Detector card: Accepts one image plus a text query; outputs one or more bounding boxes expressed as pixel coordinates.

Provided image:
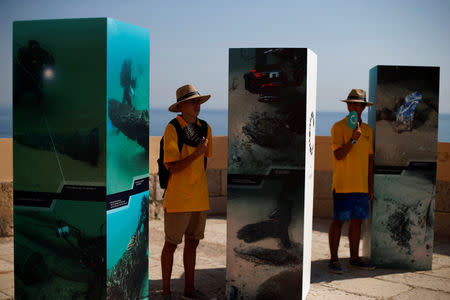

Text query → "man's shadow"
[149,267,226,300]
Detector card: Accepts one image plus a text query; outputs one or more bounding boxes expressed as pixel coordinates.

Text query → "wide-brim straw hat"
[340,89,373,106]
[169,84,211,112]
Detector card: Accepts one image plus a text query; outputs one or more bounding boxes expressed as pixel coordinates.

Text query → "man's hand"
[167,137,208,173]
[369,190,374,201]
[194,137,208,156]
[352,122,362,141]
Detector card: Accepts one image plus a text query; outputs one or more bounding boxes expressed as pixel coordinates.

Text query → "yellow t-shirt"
[331,117,373,193]
[163,115,212,212]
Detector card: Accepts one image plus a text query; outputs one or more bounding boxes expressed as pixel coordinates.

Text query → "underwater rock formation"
[234,243,302,266]
[13,213,106,300]
[242,112,295,149]
[387,205,412,250]
[107,195,149,300]
[108,99,149,151]
[15,128,100,166]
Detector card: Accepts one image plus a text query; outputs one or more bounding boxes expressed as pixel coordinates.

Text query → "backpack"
[157,118,208,189]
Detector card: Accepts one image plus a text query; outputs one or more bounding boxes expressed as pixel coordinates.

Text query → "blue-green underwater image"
[368,66,439,270]
[227,48,309,300]
[13,18,108,300]
[107,191,149,299]
[13,18,150,299]
[106,19,149,195]
[105,19,149,300]
[14,201,106,300]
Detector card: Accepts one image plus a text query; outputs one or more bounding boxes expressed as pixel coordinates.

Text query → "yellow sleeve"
[163,124,180,164]
[206,124,213,158]
[331,123,344,151]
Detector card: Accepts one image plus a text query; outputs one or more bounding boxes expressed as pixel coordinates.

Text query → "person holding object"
[161,84,213,300]
[328,88,375,274]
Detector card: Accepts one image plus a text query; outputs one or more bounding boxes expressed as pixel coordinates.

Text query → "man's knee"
[185,238,200,249]
[350,218,363,226]
[163,241,178,254]
[331,219,345,228]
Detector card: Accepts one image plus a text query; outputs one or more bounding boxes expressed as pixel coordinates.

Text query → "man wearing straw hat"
[161,84,213,300]
[328,89,375,274]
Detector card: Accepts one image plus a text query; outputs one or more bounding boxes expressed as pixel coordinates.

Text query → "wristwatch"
[350,138,357,144]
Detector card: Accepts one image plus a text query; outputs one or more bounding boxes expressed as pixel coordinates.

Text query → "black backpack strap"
[169,118,184,153]
[169,117,209,170]
[198,119,208,138]
[198,118,209,170]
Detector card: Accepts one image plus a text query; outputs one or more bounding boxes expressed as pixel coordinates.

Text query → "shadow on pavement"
[310,257,420,284]
[149,267,226,300]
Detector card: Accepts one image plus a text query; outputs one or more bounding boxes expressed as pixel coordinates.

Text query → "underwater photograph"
[107,191,149,300]
[106,19,149,196]
[13,18,150,299]
[13,19,108,300]
[369,66,439,270]
[227,48,309,300]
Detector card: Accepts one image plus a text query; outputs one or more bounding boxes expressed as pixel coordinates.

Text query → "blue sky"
[0,0,449,112]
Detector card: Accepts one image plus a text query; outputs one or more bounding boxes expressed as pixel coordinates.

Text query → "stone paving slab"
[307,284,376,300]
[326,277,411,298]
[375,272,450,293]
[418,266,450,279]
[0,262,11,274]
[390,287,450,300]
[0,290,12,300]
[432,253,450,269]
[0,273,13,295]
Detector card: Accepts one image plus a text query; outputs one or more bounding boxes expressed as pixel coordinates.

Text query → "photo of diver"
[13,39,55,106]
[13,18,110,300]
[14,200,106,300]
[106,19,149,196]
[105,18,150,300]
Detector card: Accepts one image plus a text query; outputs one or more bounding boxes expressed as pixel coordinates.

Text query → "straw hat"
[340,89,373,106]
[169,84,211,112]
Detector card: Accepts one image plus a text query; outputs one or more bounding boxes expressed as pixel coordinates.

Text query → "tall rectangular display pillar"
[365,65,439,270]
[13,18,150,299]
[227,48,317,300]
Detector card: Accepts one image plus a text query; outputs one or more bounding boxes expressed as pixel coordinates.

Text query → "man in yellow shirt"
[328,89,375,274]
[161,84,213,300]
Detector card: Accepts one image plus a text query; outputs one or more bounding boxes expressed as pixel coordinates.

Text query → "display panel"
[13,18,107,300]
[106,18,149,195]
[227,48,316,300]
[13,18,150,299]
[368,65,439,270]
[105,19,149,299]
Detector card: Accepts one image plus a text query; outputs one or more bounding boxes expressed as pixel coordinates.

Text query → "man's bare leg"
[329,219,344,262]
[161,241,177,296]
[183,238,200,296]
[349,218,362,260]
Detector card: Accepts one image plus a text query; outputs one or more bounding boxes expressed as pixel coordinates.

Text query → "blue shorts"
[333,192,369,221]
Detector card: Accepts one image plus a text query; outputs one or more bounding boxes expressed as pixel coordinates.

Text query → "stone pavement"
[1,218,449,299]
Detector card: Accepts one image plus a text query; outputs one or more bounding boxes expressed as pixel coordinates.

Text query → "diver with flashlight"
[14,40,55,106]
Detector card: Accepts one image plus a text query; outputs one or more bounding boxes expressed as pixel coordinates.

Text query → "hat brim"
[169,94,211,112]
[340,99,373,106]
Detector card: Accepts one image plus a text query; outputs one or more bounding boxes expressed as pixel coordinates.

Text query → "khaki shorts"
[164,210,207,245]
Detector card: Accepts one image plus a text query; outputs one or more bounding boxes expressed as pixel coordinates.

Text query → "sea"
[2,106,450,142]
[149,108,450,142]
